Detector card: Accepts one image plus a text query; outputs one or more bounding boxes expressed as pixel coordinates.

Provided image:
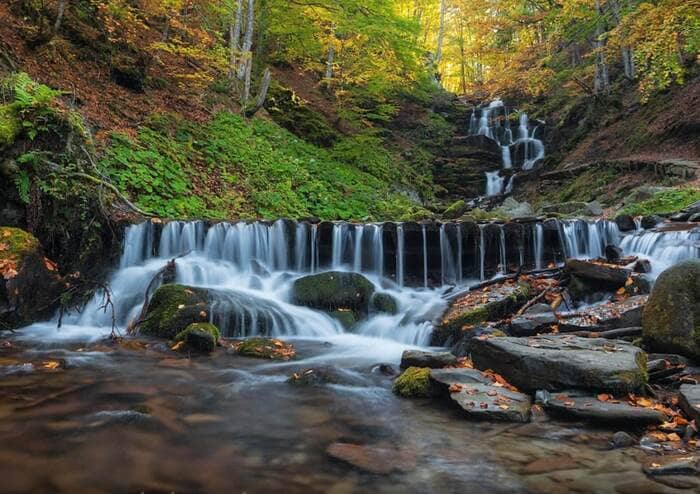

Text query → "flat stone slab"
[538,391,665,425]
[509,312,558,336]
[447,383,532,422]
[559,295,647,332]
[326,442,416,474]
[400,350,457,369]
[471,335,647,394]
[429,368,493,388]
[679,384,700,422]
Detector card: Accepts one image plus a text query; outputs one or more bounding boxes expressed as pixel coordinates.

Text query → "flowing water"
[3,219,700,492]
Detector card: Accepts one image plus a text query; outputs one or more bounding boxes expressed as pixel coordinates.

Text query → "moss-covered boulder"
[140,284,209,339]
[370,292,399,315]
[174,322,220,353]
[235,337,296,360]
[642,260,700,360]
[328,309,357,329]
[393,367,434,398]
[432,281,531,346]
[0,227,62,329]
[442,200,466,219]
[291,271,375,319]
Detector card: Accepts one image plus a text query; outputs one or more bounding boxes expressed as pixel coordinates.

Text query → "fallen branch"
[514,289,551,317]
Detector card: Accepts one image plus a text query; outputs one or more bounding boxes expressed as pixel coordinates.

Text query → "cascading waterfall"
[469,99,546,195]
[620,226,700,275]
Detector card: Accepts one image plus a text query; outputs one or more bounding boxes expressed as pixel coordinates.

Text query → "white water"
[485,171,505,196]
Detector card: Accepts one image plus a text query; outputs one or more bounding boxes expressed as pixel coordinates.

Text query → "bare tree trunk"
[593,0,610,94]
[229,0,243,79]
[610,0,635,79]
[53,0,67,33]
[254,67,271,112]
[458,15,467,95]
[242,58,252,106]
[238,0,255,80]
[435,0,447,64]
[324,45,334,80]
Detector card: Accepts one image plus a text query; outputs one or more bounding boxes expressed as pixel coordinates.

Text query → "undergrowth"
[621,188,700,216]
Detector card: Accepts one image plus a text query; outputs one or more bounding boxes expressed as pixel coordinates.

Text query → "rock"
[643,456,700,477]
[509,312,558,336]
[611,431,636,448]
[641,215,664,229]
[539,390,664,425]
[328,309,357,329]
[173,322,220,353]
[565,259,631,286]
[585,201,604,216]
[634,259,652,273]
[0,227,62,329]
[447,383,532,422]
[558,295,647,332]
[443,200,467,219]
[670,212,690,222]
[525,303,554,315]
[370,292,398,315]
[499,197,534,218]
[450,327,505,357]
[140,284,209,339]
[683,200,700,215]
[605,245,623,262]
[235,337,295,360]
[433,281,531,345]
[615,215,637,232]
[326,442,416,475]
[678,384,700,423]
[400,350,457,369]
[541,201,588,215]
[429,368,492,389]
[291,271,375,319]
[642,260,700,360]
[287,366,364,386]
[470,335,648,393]
[690,213,700,222]
[393,367,434,398]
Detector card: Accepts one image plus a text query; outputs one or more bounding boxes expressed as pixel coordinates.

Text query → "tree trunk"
[435,0,447,65]
[324,45,334,80]
[242,58,253,107]
[253,67,271,113]
[593,0,610,95]
[230,0,243,79]
[237,0,255,80]
[53,0,67,34]
[458,16,467,95]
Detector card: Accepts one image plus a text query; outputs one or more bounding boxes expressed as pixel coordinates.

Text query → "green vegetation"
[393,367,433,398]
[235,337,296,360]
[140,284,209,339]
[175,322,221,353]
[621,188,700,216]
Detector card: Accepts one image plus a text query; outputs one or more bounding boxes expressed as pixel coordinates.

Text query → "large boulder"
[679,384,700,422]
[291,271,375,320]
[642,260,700,360]
[0,227,62,329]
[565,259,631,286]
[538,390,665,425]
[470,335,648,394]
[140,284,209,339]
[400,350,457,369]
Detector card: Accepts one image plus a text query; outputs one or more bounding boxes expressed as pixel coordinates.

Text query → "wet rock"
[559,295,647,332]
[642,260,700,360]
[633,259,652,274]
[499,197,534,219]
[447,383,532,422]
[173,322,220,353]
[325,442,416,475]
[140,284,209,339]
[328,309,357,329]
[393,367,434,398]
[234,337,295,360]
[433,280,531,345]
[525,303,554,315]
[586,201,604,216]
[371,363,397,376]
[429,367,492,390]
[679,384,700,423]
[565,259,631,286]
[450,327,505,357]
[643,456,700,476]
[291,271,375,319]
[641,215,664,229]
[249,259,270,277]
[605,245,623,262]
[509,312,558,336]
[539,390,665,425]
[615,215,637,232]
[370,292,398,315]
[520,455,580,474]
[610,431,636,448]
[442,199,467,219]
[0,227,63,329]
[287,366,364,386]
[400,350,457,369]
[471,335,647,393]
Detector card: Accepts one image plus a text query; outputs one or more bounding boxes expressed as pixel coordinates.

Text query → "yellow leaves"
[0,259,18,280]
[42,360,61,370]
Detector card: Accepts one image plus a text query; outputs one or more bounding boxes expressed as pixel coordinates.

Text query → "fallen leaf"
[597,393,611,402]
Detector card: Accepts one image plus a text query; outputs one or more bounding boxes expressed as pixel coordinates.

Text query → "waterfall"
[396,224,405,287]
[422,224,429,288]
[620,226,700,276]
[371,224,384,277]
[353,224,364,272]
[486,171,504,196]
[478,224,486,281]
[533,223,544,270]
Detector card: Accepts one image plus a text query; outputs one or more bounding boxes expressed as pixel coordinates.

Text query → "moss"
[0,104,20,147]
[329,309,357,329]
[443,200,466,219]
[236,337,295,360]
[393,367,433,398]
[140,284,209,339]
[621,187,700,216]
[370,292,399,315]
[0,227,40,264]
[174,322,220,353]
[291,271,375,317]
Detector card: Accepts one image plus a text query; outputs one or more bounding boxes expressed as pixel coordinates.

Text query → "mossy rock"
[370,292,399,315]
[174,322,220,353]
[432,282,531,346]
[393,367,434,398]
[235,337,295,360]
[442,200,466,219]
[642,260,700,360]
[291,271,375,318]
[0,227,61,330]
[329,309,357,329]
[140,284,209,339]
[0,104,19,147]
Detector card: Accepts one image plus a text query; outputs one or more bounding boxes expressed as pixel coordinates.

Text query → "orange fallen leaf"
[597,393,611,402]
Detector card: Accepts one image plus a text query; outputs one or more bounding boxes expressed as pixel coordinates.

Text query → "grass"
[621,188,700,216]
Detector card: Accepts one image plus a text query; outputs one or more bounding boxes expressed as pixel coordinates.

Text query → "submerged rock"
[393,367,434,398]
[234,337,295,360]
[610,431,636,448]
[174,322,220,353]
[326,442,416,475]
[400,350,456,369]
[0,227,62,329]
[291,271,375,319]
[287,366,364,386]
[140,284,209,339]
[470,335,647,394]
[433,280,531,345]
[538,390,665,425]
[642,260,700,360]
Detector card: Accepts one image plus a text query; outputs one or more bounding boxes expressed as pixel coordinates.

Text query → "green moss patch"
[621,188,700,216]
[393,367,433,398]
[0,227,40,265]
[174,322,220,353]
[0,104,20,147]
[235,337,296,360]
[140,284,209,339]
[291,271,375,317]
